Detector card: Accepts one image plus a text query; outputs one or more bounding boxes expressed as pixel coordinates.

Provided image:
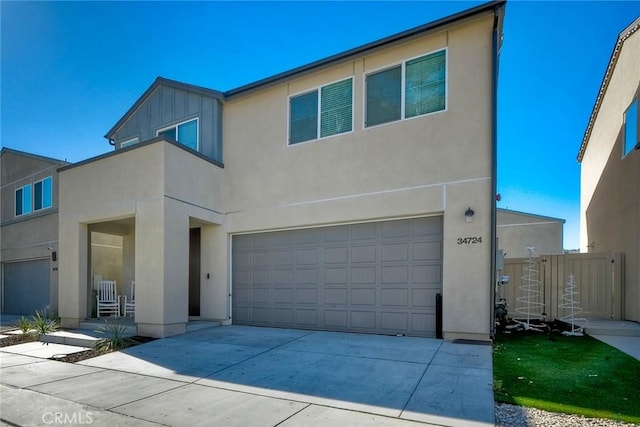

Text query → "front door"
[189,228,201,316]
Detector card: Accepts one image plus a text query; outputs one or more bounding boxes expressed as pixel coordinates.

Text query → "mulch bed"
[0,332,156,363]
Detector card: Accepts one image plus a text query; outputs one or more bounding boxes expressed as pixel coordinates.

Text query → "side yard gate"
[500,252,624,321]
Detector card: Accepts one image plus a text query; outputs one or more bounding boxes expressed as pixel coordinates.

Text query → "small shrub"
[14,316,33,335]
[93,321,135,352]
[28,309,60,339]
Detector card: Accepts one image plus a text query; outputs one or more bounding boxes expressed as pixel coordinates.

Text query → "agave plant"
[93,321,135,352]
[28,309,60,339]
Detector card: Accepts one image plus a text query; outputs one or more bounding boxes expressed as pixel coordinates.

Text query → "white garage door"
[3,259,51,315]
[232,217,443,337]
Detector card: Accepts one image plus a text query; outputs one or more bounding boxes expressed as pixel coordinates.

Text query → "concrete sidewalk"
[1,326,495,427]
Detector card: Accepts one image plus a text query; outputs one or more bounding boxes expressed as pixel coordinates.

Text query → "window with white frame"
[34,176,53,211]
[157,118,198,151]
[289,78,353,145]
[624,98,638,157]
[366,49,446,127]
[120,137,139,148]
[15,184,32,216]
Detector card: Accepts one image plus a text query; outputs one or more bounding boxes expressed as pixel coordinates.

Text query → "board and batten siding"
[113,85,223,163]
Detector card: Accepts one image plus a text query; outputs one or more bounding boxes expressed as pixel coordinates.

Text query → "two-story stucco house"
[1,148,69,314]
[578,17,640,323]
[58,1,506,340]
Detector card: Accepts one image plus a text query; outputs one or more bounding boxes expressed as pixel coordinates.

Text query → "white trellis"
[559,273,588,336]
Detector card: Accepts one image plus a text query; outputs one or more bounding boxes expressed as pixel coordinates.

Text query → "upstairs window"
[624,98,638,157]
[157,118,198,151]
[366,49,446,127]
[120,137,139,148]
[15,184,32,216]
[34,177,53,211]
[289,78,353,145]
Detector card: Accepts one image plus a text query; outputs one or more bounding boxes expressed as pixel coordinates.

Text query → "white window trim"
[120,137,139,148]
[363,47,448,131]
[33,176,53,212]
[287,77,354,147]
[156,117,200,151]
[14,183,31,217]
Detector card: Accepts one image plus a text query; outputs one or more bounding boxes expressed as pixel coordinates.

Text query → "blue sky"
[2,1,639,250]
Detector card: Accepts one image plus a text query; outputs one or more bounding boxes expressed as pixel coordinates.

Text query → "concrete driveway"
[0,325,494,426]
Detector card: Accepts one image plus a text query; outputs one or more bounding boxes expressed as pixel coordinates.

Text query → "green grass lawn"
[493,330,640,424]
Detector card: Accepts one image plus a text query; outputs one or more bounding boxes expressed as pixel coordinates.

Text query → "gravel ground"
[496,403,639,427]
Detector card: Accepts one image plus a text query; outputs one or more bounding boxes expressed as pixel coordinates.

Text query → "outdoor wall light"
[464,207,475,223]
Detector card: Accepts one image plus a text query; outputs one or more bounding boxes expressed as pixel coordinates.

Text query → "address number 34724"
[457,237,482,245]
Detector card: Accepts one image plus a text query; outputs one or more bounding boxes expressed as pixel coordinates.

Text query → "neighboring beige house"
[0,148,68,314]
[578,17,639,322]
[58,1,506,340]
[496,208,565,259]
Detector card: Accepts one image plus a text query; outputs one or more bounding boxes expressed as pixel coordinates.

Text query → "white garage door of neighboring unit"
[3,259,50,315]
[232,216,443,337]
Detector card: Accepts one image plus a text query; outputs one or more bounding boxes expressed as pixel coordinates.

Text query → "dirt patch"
[0,333,35,347]
[0,332,156,363]
[54,336,156,363]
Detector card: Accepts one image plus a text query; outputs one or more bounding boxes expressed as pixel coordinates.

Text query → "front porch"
[57,139,230,338]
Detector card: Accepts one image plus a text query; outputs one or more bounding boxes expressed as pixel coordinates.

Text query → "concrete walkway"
[0,325,495,427]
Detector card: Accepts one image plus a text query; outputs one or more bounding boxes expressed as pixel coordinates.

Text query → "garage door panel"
[412,312,436,333]
[297,309,318,325]
[411,288,439,308]
[351,245,376,263]
[382,243,409,262]
[273,250,294,266]
[273,308,295,324]
[325,310,348,327]
[252,288,270,304]
[351,267,376,284]
[296,288,318,304]
[351,288,376,305]
[295,269,318,284]
[232,217,442,337]
[274,288,294,303]
[325,247,348,264]
[325,288,348,304]
[325,226,349,242]
[350,311,376,329]
[325,268,348,284]
[274,270,294,284]
[381,312,409,331]
[412,265,441,283]
[381,288,409,306]
[351,223,377,240]
[382,220,410,238]
[413,241,442,261]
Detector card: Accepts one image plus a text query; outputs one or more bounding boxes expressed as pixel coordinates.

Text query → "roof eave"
[577,16,640,163]
[225,0,506,98]
[104,77,224,140]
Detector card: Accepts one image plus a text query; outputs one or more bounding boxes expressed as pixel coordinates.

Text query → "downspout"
[489,4,503,338]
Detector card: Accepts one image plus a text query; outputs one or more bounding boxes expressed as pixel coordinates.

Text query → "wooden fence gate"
[500,252,624,321]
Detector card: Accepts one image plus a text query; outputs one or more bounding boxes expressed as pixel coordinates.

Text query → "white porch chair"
[123,281,135,317]
[96,280,120,318]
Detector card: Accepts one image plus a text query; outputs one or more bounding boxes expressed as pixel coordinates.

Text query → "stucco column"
[58,216,88,328]
[442,179,492,341]
[135,196,189,337]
